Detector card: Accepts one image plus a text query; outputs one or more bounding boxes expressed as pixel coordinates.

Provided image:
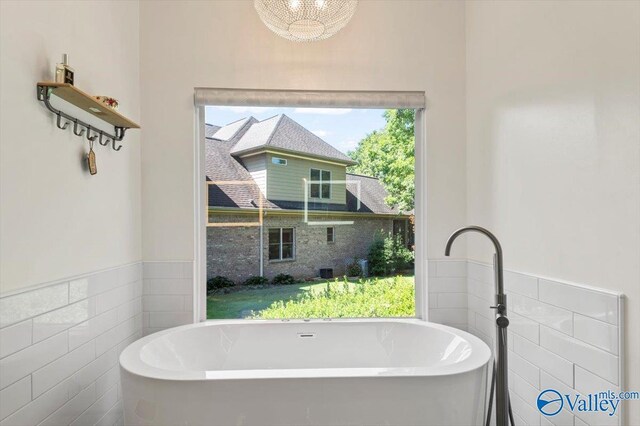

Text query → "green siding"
[265,153,347,204]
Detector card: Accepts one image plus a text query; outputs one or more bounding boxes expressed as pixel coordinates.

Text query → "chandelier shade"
[254,0,358,42]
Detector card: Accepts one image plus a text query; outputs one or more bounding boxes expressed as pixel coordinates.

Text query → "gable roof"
[230,114,356,165]
[205,115,406,216]
[205,124,221,139]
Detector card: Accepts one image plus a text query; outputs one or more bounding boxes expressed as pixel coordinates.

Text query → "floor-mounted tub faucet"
[445,226,514,426]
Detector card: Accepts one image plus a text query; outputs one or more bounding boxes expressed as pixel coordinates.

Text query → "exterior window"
[327,227,335,243]
[272,157,287,166]
[269,228,295,261]
[310,168,331,199]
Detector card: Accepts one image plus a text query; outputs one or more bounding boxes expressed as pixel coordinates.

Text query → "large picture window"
[269,228,295,261]
[310,168,331,199]
[200,98,423,321]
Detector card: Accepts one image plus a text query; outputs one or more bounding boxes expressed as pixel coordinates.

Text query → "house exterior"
[206,114,412,283]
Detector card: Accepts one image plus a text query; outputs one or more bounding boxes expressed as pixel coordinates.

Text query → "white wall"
[464,2,640,424]
[0,1,142,293]
[139,0,467,262]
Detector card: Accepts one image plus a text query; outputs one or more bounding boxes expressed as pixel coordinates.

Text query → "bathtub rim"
[120,318,491,381]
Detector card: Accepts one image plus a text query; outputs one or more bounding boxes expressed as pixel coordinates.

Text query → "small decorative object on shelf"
[55,54,74,85]
[94,96,119,110]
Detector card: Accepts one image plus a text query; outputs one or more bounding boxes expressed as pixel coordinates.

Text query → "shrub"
[271,273,296,285]
[253,276,415,319]
[345,259,363,277]
[243,275,269,286]
[384,234,414,273]
[207,276,234,294]
[368,236,387,276]
[368,233,415,275]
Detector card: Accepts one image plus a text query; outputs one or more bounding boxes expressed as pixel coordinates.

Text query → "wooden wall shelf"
[36,82,140,151]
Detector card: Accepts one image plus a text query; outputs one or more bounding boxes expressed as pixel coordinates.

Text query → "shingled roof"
[205,116,403,216]
[230,114,356,165]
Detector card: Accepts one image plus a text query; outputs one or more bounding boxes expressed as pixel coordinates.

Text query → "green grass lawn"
[207,276,415,319]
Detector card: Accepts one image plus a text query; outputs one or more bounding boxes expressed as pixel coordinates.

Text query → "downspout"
[260,219,264,277]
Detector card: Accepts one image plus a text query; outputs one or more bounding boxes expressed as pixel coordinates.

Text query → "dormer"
[230,115,356,205]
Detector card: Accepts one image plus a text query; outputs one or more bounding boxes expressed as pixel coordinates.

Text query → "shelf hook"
[86,126,98,142]
[56,113,69,130]
[73,120,85,137]
[98,132,109,147]
[112,139,123,152]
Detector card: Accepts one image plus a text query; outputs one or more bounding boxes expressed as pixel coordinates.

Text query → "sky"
[205,106,387,154]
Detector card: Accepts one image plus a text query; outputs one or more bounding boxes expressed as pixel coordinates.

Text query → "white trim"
[272,157,287,166]
[238,149,355,167]
[307,221,354,226]
[414,108,428,320]
[327,226,335,243]
[309,168,332,199]
[268,227,296,261]
[195,106,207,322]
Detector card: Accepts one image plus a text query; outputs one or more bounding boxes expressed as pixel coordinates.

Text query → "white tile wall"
[142,261,194,336]
[458,260,625,426]
[1,258,624,426]
[0,263,142,426]
[427,260,468,329]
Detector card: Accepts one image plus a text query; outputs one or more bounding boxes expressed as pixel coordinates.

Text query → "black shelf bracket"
[37,84,126,151]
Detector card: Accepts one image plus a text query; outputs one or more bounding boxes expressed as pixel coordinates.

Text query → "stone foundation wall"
[207,212,394,283]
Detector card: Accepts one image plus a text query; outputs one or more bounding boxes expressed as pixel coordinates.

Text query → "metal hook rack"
[37,83,136,151]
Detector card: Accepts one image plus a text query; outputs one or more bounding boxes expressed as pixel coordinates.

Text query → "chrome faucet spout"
[444,225,504,296]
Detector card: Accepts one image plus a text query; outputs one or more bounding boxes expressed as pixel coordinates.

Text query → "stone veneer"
[207,212,395,283]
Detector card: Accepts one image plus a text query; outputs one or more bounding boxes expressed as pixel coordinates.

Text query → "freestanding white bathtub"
[120,319,491,426]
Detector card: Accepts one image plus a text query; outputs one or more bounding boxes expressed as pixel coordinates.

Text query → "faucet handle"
[496,316,509,328]
[489,304,507,314]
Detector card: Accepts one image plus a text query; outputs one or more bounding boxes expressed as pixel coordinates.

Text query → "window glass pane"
[282,228,293,243]
[268,228,281,244]
[269,244,280,260]
[281,243,294,260]
[206,107,416,321]
[321,183,330,199]
[310,183,320,198]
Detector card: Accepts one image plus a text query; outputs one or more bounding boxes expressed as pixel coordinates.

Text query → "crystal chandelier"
[254,0,359,42]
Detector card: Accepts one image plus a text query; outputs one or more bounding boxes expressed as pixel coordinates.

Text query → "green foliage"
[384,234,414,272]
[271,273,296,285]
[243,276,269,286]
[367,236,387,276]
[368,233,415,276]
[207,276,234,294]
[252,276,415,319]
[348,109,415,212]
[345,259,363,277]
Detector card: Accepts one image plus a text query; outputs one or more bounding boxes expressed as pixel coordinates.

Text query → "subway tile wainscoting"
[0,264,143,426]
[142,261,194,336]
[462,260,625,426]
[0,259,624,426]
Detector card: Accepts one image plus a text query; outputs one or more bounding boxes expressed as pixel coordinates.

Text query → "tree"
[348,109,415,212]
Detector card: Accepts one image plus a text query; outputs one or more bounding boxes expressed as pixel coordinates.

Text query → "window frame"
[309,168,332,200]
[326,226,335,243]
[194,89,427,323]
[268,227,296,262]
[272,157,287,166]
